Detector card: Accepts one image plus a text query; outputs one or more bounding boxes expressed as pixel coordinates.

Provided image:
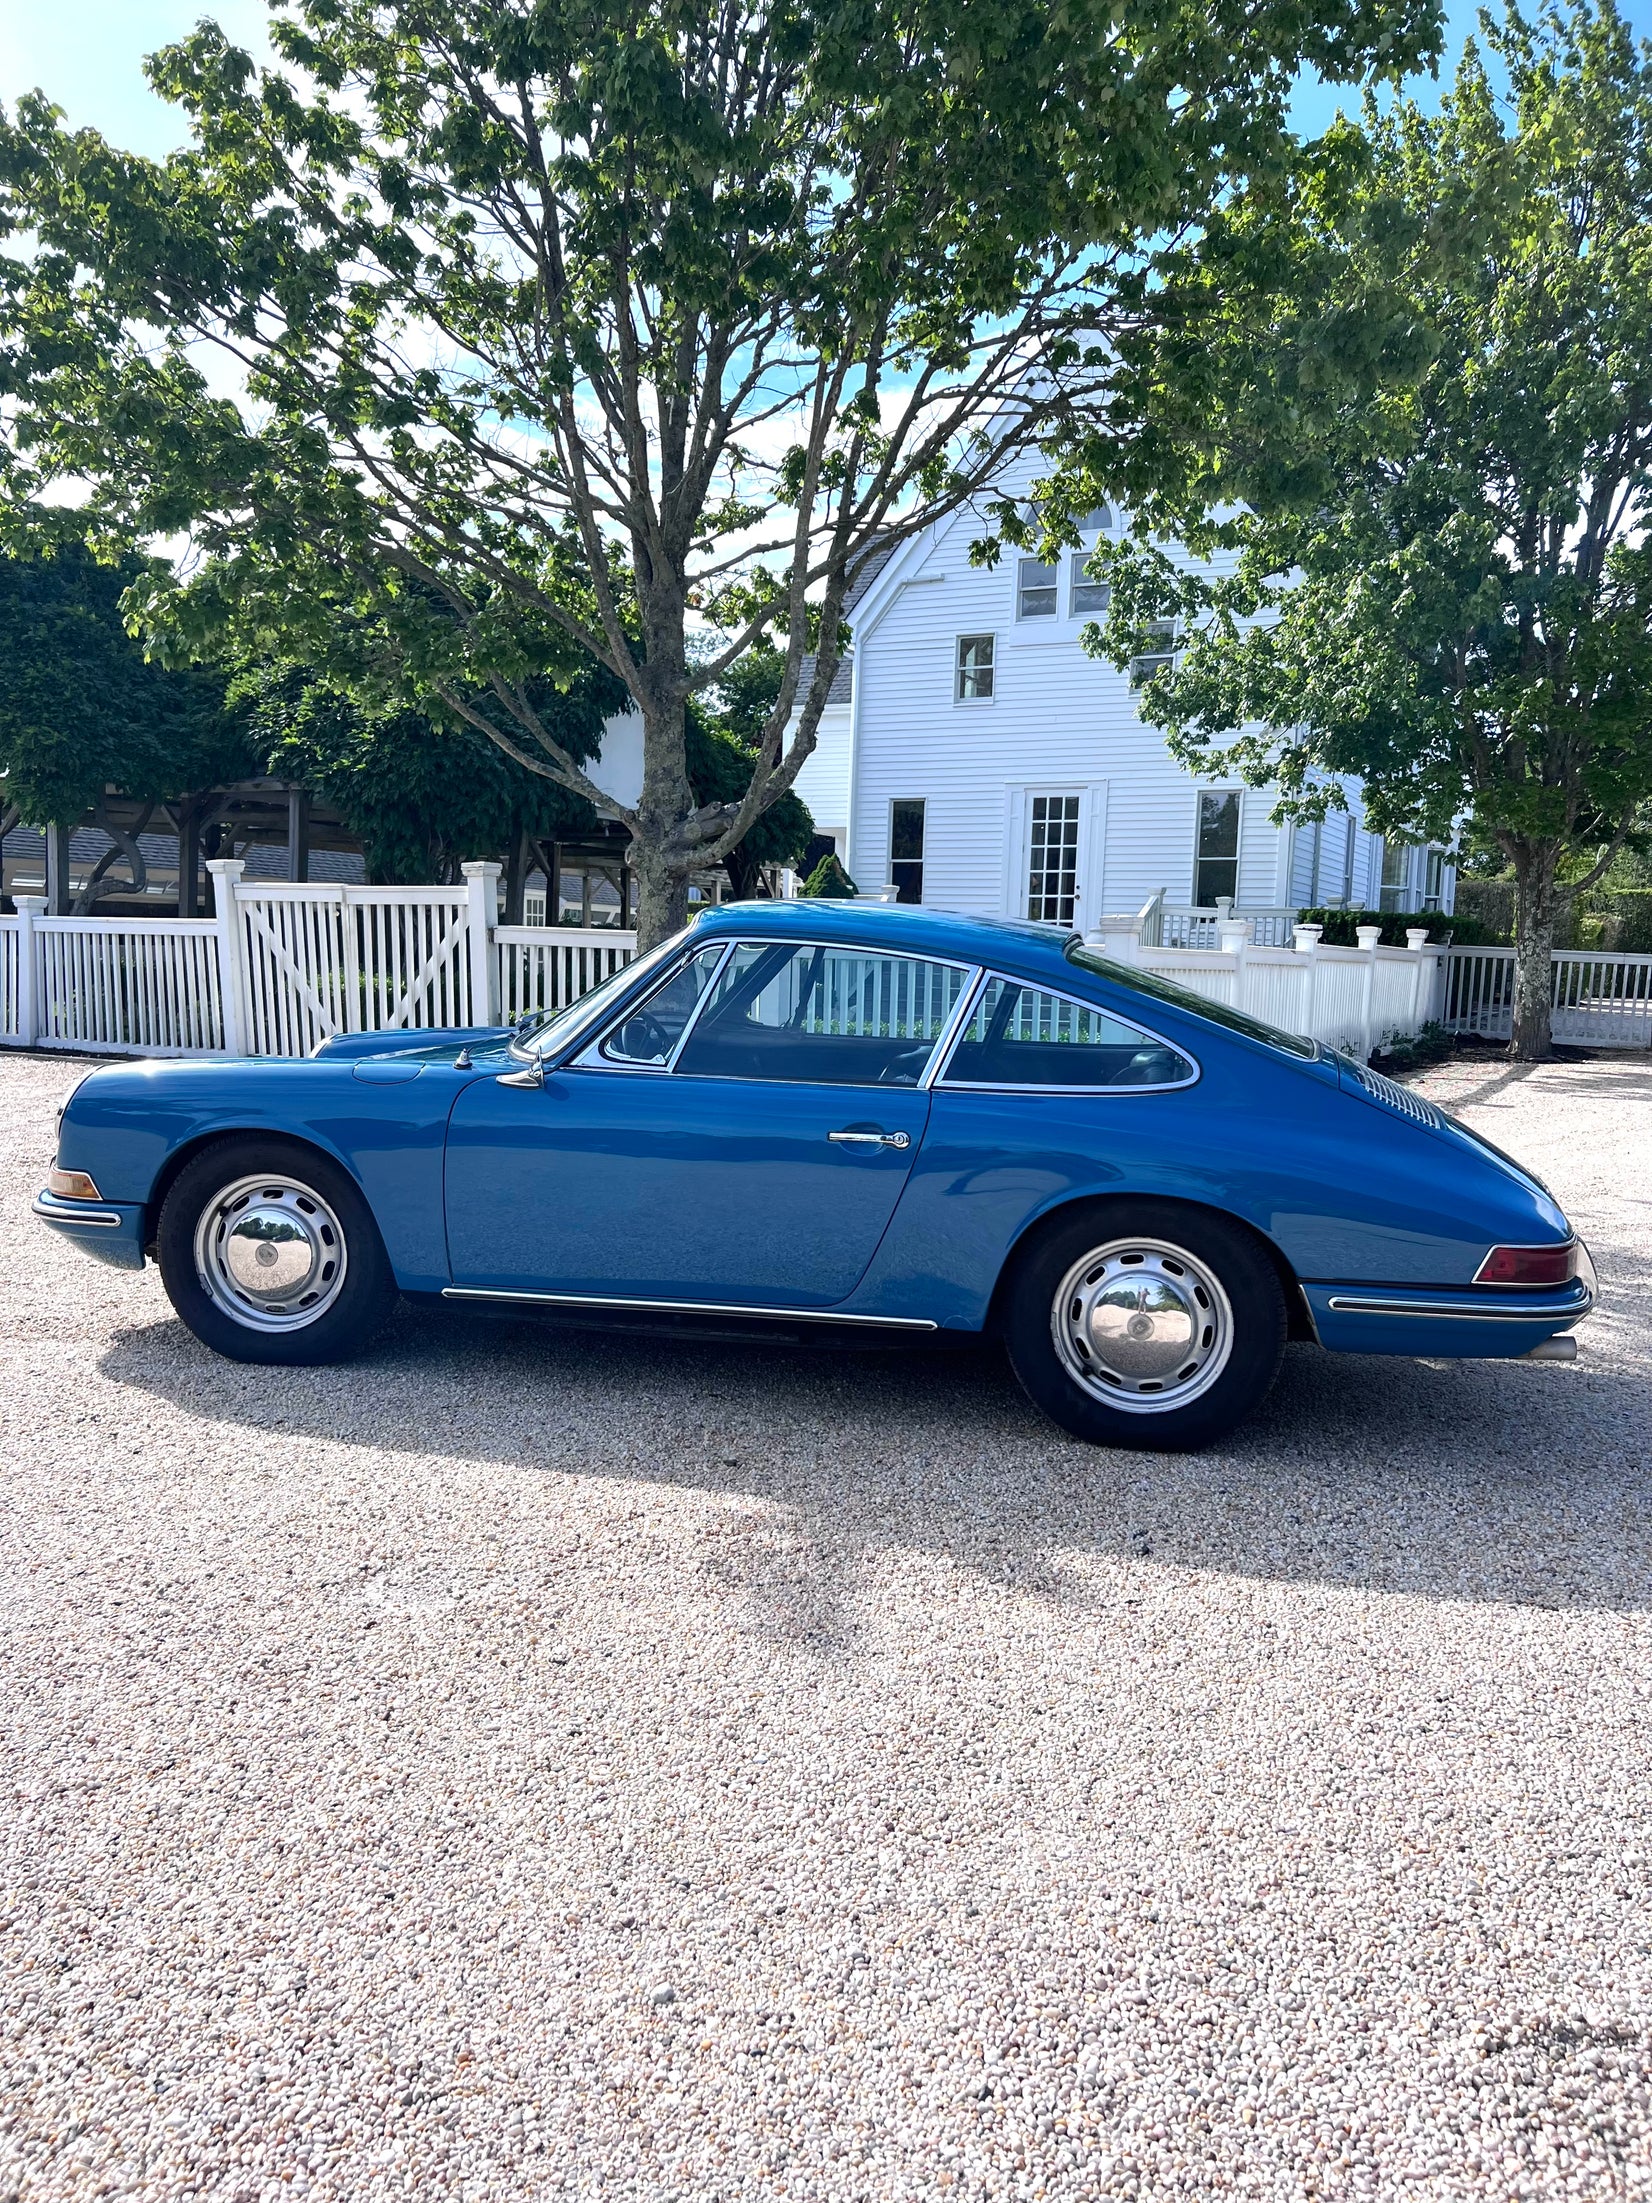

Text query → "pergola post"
[44,823,72,915]
[286,788,311,883]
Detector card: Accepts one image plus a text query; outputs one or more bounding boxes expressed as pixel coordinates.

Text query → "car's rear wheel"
[157,1137,398,1365]
[1002,1202,1287,1449]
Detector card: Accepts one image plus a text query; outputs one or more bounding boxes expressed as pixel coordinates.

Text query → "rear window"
[941,977,1194,1089]
[1064,943,1318,1061]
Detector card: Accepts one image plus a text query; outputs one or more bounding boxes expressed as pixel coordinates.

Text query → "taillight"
[1474,1242,1576,1287]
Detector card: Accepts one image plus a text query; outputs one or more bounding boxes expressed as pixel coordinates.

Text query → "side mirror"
[497,1055,544,1089]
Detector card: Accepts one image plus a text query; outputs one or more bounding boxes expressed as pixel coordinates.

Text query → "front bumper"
[33,1188,148,1271]
[1305,1243,1597,1359]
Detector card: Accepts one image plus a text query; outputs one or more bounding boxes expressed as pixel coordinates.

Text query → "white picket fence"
[1443,946,1652,1047]
[0,860,636,1058]
[7,868,1648,1060]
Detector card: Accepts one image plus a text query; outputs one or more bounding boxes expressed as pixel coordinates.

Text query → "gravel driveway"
[3,1048,1651,2202]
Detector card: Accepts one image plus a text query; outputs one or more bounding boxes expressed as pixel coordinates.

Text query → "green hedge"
[1579,888,1652,954]
[1296,906,1503,947]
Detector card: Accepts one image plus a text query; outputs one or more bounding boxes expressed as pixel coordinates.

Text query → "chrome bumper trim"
[1325,1289,1592,1322]
[33,1190,126,1229]
[442,1286,937,1330]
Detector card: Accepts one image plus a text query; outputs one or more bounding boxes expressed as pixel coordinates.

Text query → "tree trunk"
[631,698,697,951]
[1509,840,1558,1061]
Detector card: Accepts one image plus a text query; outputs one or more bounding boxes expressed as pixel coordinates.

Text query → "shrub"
[1371,1020,1453,1074]
[800,851,859,899]
[1295,906,1502,946]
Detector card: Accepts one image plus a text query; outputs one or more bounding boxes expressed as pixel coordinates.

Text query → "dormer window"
[1017,558,1058,618]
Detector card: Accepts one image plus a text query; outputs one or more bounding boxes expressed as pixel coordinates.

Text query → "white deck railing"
[1443,946,1652,1047]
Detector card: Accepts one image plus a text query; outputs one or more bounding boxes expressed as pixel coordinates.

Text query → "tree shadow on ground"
[100,1287,1652,1621]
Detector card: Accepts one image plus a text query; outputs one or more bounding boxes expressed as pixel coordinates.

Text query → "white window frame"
[1015,557,1059,620]
[1128,621,1179,688]
[955,632,996,703]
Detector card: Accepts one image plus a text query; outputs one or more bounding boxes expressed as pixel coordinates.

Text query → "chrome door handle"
[828,1128,911,1150]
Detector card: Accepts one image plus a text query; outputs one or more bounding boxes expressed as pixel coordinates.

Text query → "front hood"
[310,1025,516,1067]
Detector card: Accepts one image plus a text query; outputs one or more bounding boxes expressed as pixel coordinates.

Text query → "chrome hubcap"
[1051,1237,1234,1414]
[194,1173,348,1333]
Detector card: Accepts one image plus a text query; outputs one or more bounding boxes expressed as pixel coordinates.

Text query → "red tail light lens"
[1475,1242,1576,1287]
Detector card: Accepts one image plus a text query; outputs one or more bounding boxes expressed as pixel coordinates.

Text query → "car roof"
[689,899,1079,979]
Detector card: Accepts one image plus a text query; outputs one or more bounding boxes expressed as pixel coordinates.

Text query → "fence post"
[1355,922,1382,1060]
[1404,929,1431,1035]
[462,861,503,1027]
[1218,915,1249,1014]
[1292,923,1322,1042]
[207,858,248,1058]
[13,895,43,1048]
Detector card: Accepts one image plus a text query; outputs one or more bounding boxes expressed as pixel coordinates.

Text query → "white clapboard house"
[788,452,1454,942]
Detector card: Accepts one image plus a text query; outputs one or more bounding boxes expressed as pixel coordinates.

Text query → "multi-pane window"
[942,977,1194,1090]
[1194,791,1240,907]
[1027,794,1081,926]
[1379,839,1411,911]
[1129,621,1178,687]
[890,799,925,904]
[1422,847,1445,912]
[674,942,972,1087]
[1017,558,1058,618]
[1071,508,1113,615]
[956,634,995,700]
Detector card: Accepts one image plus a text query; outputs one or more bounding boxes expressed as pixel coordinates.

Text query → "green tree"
[233,658,619,890]
[0,535,252,905]
[0,0,1440,946]
[1068,0,1652,1057]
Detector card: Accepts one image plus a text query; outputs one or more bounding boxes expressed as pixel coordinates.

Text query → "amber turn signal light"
[1474,1241,1575,1287]
[48,1169,103,1202]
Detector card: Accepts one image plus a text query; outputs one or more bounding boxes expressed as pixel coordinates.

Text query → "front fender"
[54,1057,471,1291]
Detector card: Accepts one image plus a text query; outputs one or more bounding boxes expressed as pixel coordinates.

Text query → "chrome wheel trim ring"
[193,1172,349,1334]
[1050,1236,1235,1414]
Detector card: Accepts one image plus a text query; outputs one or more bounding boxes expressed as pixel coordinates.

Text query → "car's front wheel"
[157,1137,398,1365]
[1001,1202,1287,1450]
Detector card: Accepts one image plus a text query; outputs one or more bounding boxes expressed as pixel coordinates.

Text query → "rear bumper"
[33,1189,148,1271]
[1305,1244,1596,1359]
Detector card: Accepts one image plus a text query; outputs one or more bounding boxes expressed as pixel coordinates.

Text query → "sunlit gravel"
[2,1046,1650,2201]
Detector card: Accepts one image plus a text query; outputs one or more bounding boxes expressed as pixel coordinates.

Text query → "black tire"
[156,1136,399,1366]
[1001,1200,1287,1450]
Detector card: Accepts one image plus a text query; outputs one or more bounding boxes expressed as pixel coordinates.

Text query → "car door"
[444,937,976,1308]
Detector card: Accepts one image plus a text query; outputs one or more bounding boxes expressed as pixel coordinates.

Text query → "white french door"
[1007,785,1106,933]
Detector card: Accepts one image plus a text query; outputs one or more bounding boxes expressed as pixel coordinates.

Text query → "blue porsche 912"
[36,901,1594,1448]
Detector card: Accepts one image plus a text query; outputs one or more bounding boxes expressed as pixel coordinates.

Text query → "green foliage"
[1371,1019,1452,1073]
[232,659,619,883]
[0,0,1443,937]
[800,852,859,899]
[1066,0,1652,1049]
[0,537,251,824]
[1297,905,1500,945]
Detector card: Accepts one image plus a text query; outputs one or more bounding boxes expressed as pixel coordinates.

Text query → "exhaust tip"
[1525,1335,1578,1363]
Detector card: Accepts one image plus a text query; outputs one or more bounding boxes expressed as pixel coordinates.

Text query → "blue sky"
[3,0,1652,157]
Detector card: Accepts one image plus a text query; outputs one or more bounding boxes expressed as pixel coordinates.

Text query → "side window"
[674,943,973,1087]
[597,945,725,1067]
[941,976,1194,1090]
[1194,790,1240,906]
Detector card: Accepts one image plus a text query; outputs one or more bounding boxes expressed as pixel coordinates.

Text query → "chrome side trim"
[33,1191,124,1229]
[441,1286,937,1330]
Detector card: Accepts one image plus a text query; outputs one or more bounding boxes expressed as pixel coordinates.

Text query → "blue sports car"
[36,902,1594,1448]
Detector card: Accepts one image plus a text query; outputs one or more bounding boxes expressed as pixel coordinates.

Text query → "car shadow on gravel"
[98,1297,1652,1619]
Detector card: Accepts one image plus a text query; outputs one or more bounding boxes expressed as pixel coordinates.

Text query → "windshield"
[516,929,695,1058]
[1065,942,1319,1061]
